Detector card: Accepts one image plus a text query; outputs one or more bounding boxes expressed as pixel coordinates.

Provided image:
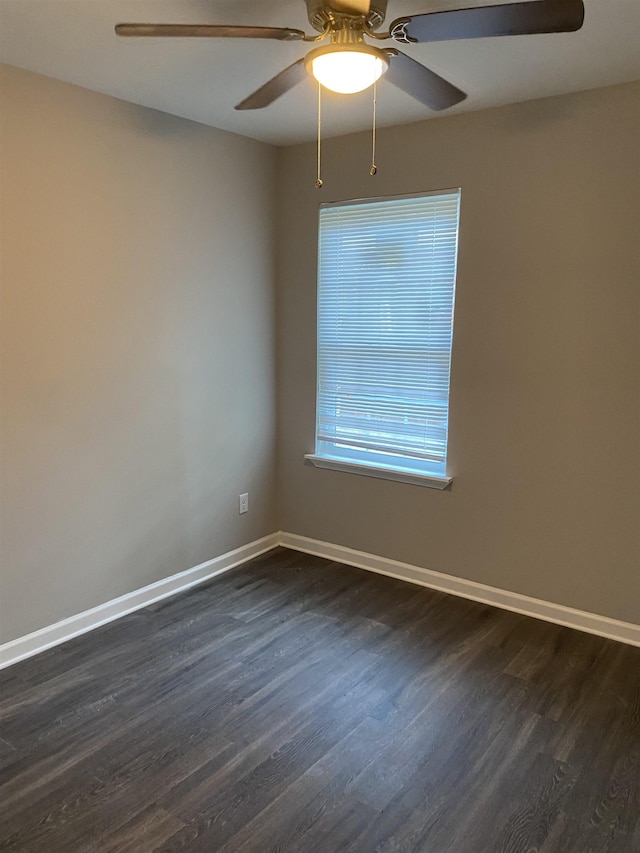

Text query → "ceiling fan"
[115,0,585,113]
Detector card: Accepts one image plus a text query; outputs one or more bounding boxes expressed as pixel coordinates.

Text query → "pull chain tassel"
[315,82,323,189]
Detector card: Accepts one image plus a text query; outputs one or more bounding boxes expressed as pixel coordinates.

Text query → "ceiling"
[1,0,638,146]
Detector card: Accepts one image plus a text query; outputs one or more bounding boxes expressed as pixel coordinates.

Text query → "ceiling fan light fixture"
[305,44,389,94]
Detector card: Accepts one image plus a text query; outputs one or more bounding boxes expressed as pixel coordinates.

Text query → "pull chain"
[370,78,378,176]
[315,82,323,189]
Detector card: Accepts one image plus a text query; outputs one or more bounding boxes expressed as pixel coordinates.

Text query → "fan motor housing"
[305,0,389,31]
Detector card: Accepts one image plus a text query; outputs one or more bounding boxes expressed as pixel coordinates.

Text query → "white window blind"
[314,189,460,481]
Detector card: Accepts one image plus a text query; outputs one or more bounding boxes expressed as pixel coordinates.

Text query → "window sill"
[304,455,452,490]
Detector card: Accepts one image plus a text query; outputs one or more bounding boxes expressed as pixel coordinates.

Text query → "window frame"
[306,188,461,490]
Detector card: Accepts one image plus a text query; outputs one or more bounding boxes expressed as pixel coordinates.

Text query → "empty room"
[1,0,639,851]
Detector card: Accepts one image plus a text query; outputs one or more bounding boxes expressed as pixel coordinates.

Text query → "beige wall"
[0,65,277,642]
[276,82,640,625]
[1,67,638,644]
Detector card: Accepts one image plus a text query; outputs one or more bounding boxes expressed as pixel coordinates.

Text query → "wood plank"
[1,547,638,852]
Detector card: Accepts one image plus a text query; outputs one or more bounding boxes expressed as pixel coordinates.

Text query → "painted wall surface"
[0,65,277,642]
[1,66,638,643]
[276,82,640,625]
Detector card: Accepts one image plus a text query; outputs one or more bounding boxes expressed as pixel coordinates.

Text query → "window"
[306,189,461,489]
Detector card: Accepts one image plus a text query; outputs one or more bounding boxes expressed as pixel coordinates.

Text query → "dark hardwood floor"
[1,547,639,852]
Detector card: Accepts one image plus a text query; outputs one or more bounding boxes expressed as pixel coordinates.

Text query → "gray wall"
[0,65,277,642]
[276,82,640,625]
[1,68,638,643]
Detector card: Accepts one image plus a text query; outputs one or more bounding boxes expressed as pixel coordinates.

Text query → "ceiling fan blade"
[385,51,467,111]
[115,23,306,41]
[389,0,584,44]
[235,60,308,110]
[329,0,371,15]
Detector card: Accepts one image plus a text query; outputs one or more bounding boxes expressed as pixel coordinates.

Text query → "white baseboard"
[279,532,640,648]
[0,533,279,670]
[3,529,638,669]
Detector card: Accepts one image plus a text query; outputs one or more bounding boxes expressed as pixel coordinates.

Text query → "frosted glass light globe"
[307,47,389,95]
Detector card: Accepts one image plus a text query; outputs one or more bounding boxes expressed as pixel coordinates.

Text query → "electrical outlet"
[239,493,249,514]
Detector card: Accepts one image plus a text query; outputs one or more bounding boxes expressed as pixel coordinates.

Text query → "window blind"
[315,190,460,478]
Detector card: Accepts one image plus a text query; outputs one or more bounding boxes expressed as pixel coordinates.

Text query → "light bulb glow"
[308,48,388,95]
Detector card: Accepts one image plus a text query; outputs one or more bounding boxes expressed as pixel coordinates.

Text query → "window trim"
[304,453,452,490]
[309,187,460,489]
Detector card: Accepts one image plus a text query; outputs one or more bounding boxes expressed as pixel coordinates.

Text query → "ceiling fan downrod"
[305,0,389,33]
